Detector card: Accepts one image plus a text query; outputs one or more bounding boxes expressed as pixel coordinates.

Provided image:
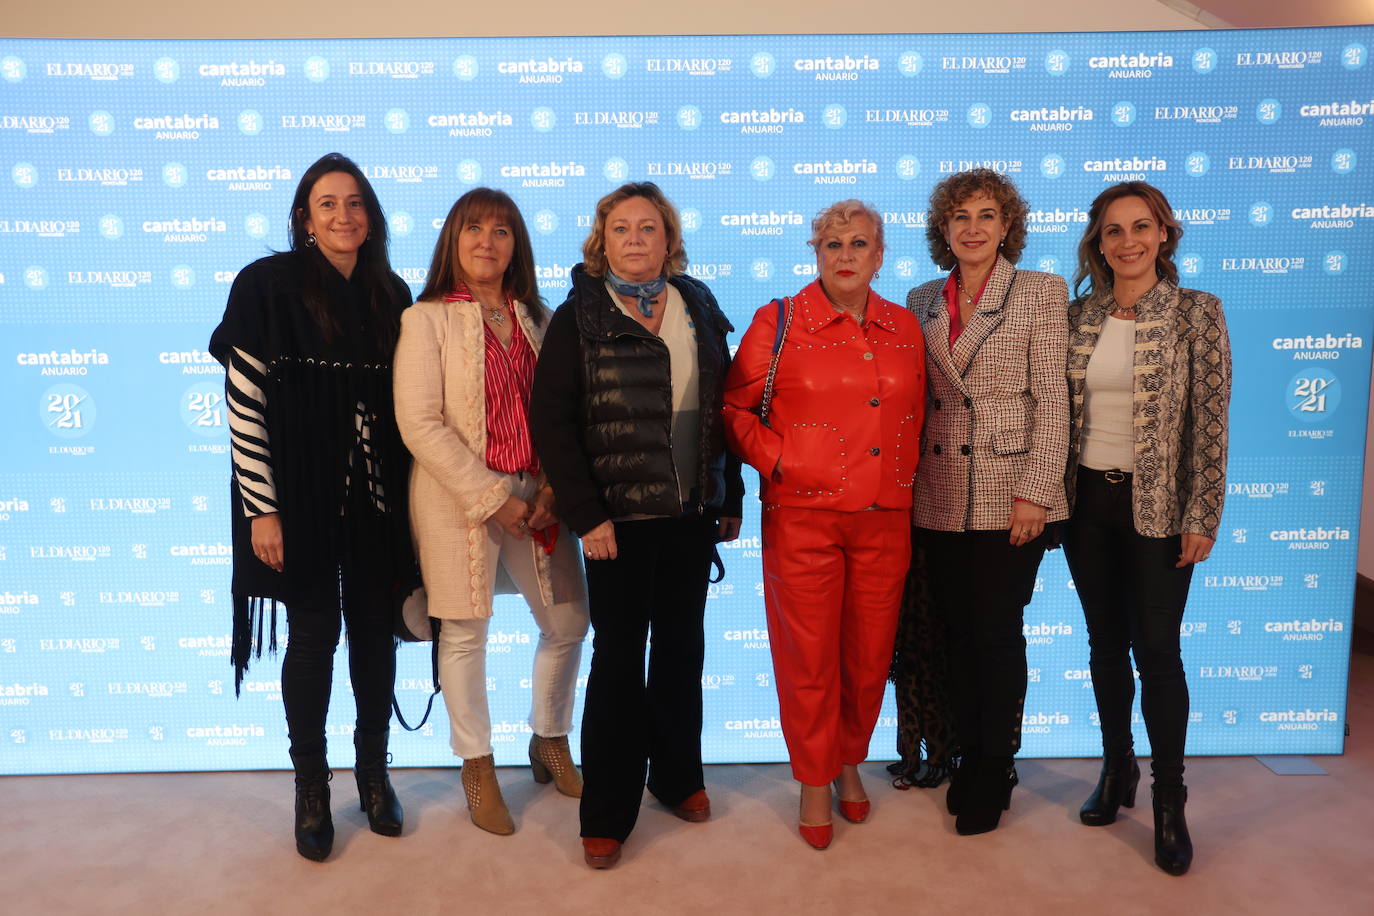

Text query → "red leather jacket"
[723,281,926,512]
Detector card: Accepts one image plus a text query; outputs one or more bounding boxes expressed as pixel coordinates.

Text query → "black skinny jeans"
[579,515,715,842]
[282,505,397,761]
[1062,468,1194,788]
[919,527,1049,761]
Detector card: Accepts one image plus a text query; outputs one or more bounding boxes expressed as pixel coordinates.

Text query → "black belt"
[1080,466,1132,484]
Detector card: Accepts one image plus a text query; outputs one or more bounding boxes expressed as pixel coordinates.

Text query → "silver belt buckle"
[1104,469,1127,484]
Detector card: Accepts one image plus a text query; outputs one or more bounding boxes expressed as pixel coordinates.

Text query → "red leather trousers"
[761,505,910,786]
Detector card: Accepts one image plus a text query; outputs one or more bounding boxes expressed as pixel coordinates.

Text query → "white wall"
[6,1,1206,39]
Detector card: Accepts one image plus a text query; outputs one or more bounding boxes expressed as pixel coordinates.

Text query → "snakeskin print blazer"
[1065,280,1231,540]
[907,256,1070,531]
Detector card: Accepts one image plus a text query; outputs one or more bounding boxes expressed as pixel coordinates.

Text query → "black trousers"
[1061,468,1194,787]
[579,515,715,842]
[281,506,397,761]
[919,527,1049,760]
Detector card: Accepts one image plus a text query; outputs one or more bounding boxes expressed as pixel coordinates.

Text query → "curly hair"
[1072,181,1183,298]
[924,168,1028,270]
[581,181,688,278]
[809,199,884,250]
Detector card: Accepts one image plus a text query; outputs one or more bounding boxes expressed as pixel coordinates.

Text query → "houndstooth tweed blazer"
[1065,281,1231,540]
[907,256,1070,531]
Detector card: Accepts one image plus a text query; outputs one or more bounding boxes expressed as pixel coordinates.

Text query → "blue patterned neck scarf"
[606,269,667,318]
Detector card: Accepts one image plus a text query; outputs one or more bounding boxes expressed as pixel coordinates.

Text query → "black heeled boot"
[354,729,404,837]
[290,750,335,862]
[955,756,1015,835]
[1153,785,1193,875]
[947,755,1017,816]
[1079,752,1140,826]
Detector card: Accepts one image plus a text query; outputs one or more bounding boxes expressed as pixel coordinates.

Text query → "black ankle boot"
[354,729,403,837]
[1080,752,1140,826]
[947,755,1016,816]
[290,751,335,862]
[955,756,1015,836]
[1152,785,1193,876]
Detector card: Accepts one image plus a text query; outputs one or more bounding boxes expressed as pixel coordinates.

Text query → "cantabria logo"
[720,107,804,134]
[793,54,879,81]
[1082,156,1167,181]
[720,210,804,236]
[178,634,232,656]
[2,115,72,134]
[1087,51,1174,78]
[1154,105,1239,124]
[1023,622,1073,644]
[793,158,878,185]
[1269,526,1351,550]
[1022,712,1069,733]
[535,264,571,289]
[133,113,219,139]
[499,161,586,188]
[1026,208,1089,233]
[497,57,583,83]
[347,60,436,78]
[1010,105,1093,131]
[1272,332,1364,360]
[724,717,782,737]
[1299,98,1373,126]
[723,627,769,648]
[206,165,292,190]
[45,62,134,80]
[187,724,266,745]
[864,108,950,127]
[428,111,512,136]
[1290,203,1374,228]
[943,54,1027,74]
[0,682,48,705]
[17,348,109,376]
[1236,50,1323,69]
[142,217,227,242]
[1260,709,1338,730]
[197,60,285,86]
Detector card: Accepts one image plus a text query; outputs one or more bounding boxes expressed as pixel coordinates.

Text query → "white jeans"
[438,473,589,760]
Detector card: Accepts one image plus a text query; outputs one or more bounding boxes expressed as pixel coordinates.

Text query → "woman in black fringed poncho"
[209,153,418,862]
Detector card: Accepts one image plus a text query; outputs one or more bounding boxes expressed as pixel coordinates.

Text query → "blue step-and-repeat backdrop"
[2,28,1372,774]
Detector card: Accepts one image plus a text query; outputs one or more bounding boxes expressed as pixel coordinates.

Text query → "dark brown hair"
[418,187,545,322]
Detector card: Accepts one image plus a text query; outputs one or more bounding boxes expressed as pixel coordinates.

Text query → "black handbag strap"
[392,617,441,732]
[758,296,794,427]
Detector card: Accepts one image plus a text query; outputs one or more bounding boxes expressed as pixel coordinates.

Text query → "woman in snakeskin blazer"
[906,169,1069,836]
[1063,182,1230,877]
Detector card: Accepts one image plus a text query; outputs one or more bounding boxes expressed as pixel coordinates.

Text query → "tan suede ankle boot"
[529,734,583,798]
[460,755,514,835]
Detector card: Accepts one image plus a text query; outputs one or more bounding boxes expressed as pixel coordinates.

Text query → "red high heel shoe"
[799,822,833,850]
[833,780,871,823]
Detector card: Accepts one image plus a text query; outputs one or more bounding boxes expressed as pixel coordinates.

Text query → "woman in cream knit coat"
[394,187,588,835]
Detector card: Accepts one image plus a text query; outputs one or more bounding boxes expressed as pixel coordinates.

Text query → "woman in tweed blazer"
[906,169,1069,836]
[394,188,589,836]
[1063,182,1230,877]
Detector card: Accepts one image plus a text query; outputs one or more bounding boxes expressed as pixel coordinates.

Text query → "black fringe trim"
[232,594,279,696]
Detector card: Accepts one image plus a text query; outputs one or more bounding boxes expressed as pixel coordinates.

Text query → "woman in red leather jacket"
[723,200,925,850]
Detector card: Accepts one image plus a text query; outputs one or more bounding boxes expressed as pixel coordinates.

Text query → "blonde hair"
[581,181,688,277]
[809,199,885,251]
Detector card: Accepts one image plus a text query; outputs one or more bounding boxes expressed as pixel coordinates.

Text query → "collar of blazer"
[948,255,1017,378]
[1077,278,1179,337]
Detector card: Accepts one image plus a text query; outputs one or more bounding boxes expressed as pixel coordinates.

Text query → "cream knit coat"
[393,297,584,619]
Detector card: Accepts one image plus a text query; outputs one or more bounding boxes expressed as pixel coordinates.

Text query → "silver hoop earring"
[306,233,317,247]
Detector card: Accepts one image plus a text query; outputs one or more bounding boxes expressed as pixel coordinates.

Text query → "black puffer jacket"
[531,264,744,536]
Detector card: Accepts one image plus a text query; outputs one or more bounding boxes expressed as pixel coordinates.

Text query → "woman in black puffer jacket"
[530,181,743,869]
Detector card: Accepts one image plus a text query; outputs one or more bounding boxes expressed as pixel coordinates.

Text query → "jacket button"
[964,397,972,408]
[960,444,971,455]
[933,399,942,410]
[869,397,880,407]
[933,444,942,455]
[862,352,874,360]
[869,447,880,456]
